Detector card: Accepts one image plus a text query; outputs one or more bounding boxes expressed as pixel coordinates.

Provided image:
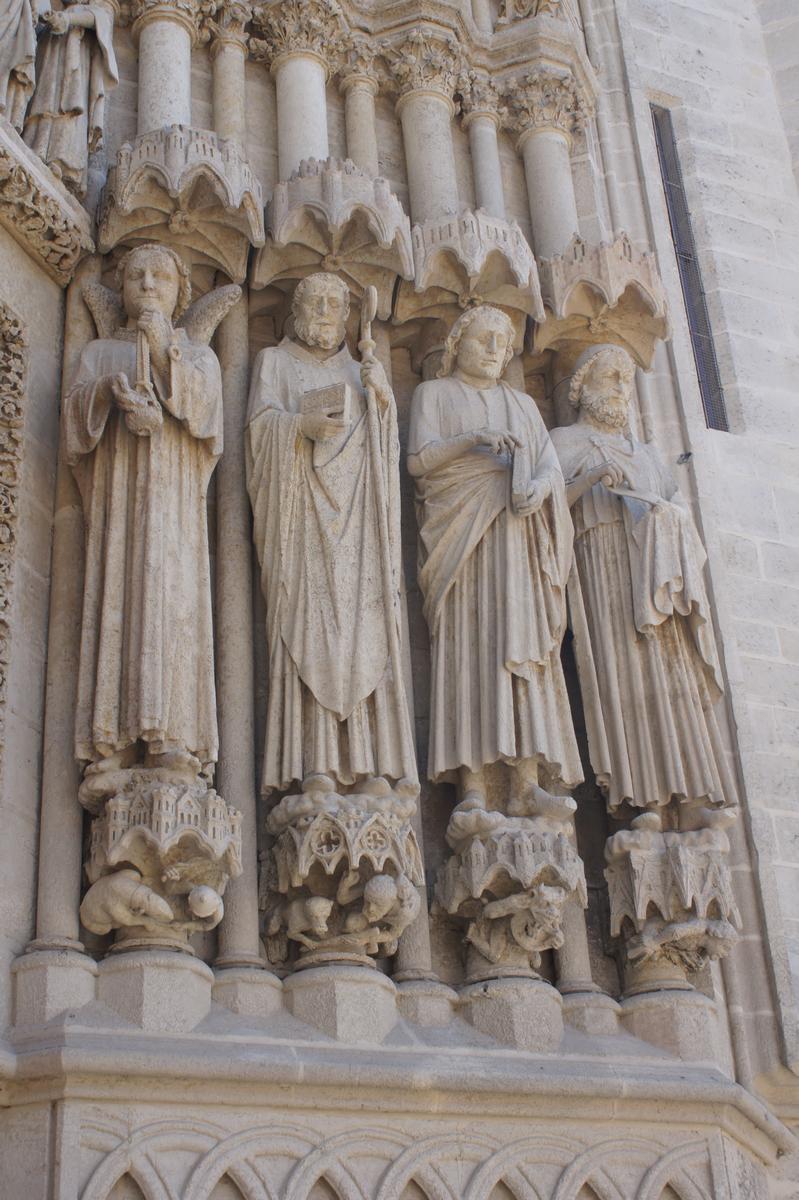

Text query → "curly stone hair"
[115,244,192,319]
[567,344,635,408]
[438,305,515,379]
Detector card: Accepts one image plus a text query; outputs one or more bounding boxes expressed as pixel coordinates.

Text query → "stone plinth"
[12,948,97,1026]
[97,951,214,1033]
[284,964,398,1042]
[212,967,284,1017]
[459,976,564,1052]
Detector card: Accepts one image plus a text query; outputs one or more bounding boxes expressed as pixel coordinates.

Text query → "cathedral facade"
[0,0,798,1196]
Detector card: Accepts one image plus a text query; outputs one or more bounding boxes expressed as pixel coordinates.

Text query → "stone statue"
[0,0,39,131]
[409,304,585,980]
[23,0,117,197]
[246,271,417,795]
[247,272,421,966]
[67,243,242,947]
[550,343,735,822]
[408,304,581,810]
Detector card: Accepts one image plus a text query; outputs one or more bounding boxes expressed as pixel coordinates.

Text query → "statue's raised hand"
[360,358,392,410]
[137,309,173,375]
[110,373,163,436]
[471,429,521,458]
[42,9,69,34]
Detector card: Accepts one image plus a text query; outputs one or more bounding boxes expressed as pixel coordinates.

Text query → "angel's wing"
[82,282,125,339]
[179,284,242,346]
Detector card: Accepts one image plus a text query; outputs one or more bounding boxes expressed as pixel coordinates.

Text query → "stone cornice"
[0,121,93,286]
[385,26,463,106]
[503,62,594,145]
[250,0,349,75]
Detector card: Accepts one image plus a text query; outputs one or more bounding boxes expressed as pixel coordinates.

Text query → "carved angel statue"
[66,243,240,799]
[551,344,736,821]
[23,0,117,196]
[408,304,582,814]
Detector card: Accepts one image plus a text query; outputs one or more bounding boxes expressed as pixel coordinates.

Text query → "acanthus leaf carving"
[385,26,463,104]
[503,63,594,142]
[250,0,348,71]
[457,69,505,124]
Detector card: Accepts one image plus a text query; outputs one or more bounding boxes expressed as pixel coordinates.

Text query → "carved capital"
[130,0,203,40]
[386,27,462,108]
[250,0,348,75]
[504,64,594,145]
[338,33,379,93]
[458,69,504,128]
[202,0,252,53]
[497,0,567,24]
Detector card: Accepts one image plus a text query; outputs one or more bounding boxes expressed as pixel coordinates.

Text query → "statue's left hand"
[514,478,551,517]
[42,9,69,33]
[360,358,392,410]
[137,310,173,375]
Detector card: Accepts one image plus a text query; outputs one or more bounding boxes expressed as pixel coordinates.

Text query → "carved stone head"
[292,272,350,352]
[439,305,515,385]
[116,244,191,323]
[568,344,636,431]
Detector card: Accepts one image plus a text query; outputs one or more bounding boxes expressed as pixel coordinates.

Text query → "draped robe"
[550,422,734,811]
[0,0,36,131]
[409,378,581,787]
[65,329,222,769]
[23,1,117,195]
[246,339,417,793]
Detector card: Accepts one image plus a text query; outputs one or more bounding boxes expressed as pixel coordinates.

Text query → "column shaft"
[212,41,247,143]
[214,288,263,968]
[553,893,595,993]
[520,128,579,258]
[342,78,379,176]
[466,114,505,218]
[397,92,458,223]
[33,260,101,950]
[137,17,193,132]
[274,53,329,179]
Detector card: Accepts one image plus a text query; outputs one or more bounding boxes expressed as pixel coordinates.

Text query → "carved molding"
[0,305,26,795]
[605,811,741,979]
[98,125,265,281]
[503,63,594,143]
[250,0,349,73]
[386,26,462,105]
[0,122,93,285]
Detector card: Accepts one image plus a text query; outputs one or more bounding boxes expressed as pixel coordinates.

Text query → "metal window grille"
[651,104,729,432]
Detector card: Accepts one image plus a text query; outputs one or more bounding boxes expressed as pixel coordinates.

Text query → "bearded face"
[579,351,635,430]
[293,276,349,351]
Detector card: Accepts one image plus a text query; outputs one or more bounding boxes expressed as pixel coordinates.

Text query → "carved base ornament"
[262,776,423,968]
[605,808,741,991]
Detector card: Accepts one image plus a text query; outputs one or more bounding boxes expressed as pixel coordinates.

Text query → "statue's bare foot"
[512,786,576,821]
[302,773,335,796]
[354,776,392,799]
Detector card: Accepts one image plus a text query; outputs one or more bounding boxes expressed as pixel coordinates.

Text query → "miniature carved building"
[0,0,798,1196]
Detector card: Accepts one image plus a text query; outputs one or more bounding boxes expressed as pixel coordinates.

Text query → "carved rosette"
[534,231,670,367]
[503,64,594,147]
[0,306,26,792]
[80,769,243,949]
[98,125,265,281]
[436,805,587,983]
[262,778,423,968]
[385,27,462,109]
[253,156,413,317]
[249,0,348,74]
[605,810,741,991]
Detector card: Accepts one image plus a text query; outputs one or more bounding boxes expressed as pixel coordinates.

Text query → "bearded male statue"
[246,272,417,796]
[550,344,734,820]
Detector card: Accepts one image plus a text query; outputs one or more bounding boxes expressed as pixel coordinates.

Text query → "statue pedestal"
[458,976,563,1052]
[561,989,621,1036]
[620,988,719,1063]
[396,977,458,1027]
[12,948,97,1027]
[283,965,398,1042]
[212,967,284,1018]
[97,951,213,1033]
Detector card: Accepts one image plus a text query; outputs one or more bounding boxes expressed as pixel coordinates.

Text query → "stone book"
[300,381,352,425]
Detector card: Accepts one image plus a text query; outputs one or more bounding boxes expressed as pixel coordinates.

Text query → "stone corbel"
[97,126,265,282]
[605,808,741,995]
[0,121,93,285]
[262,776,424,970]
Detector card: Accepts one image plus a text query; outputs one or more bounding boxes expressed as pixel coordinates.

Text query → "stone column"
[208,0,251,144]
[339,38,379,176]
[389,28,461,224]
[460,71,505,219]
[132,0,199,133]
[505,65,593,259]
[252,0,347,180]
